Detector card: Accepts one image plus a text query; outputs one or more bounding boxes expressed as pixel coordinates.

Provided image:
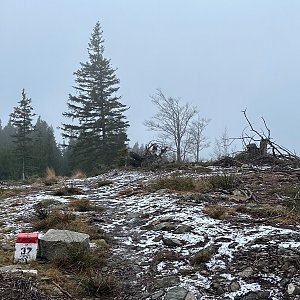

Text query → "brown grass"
[236,203,300,224]
[97,179,113,187]
[0,188,21,200]
[44,167,58,186]
[53,186,82,196]
[152,249,182,264]
[31,209,76,231]
[68,198,104,212]
[203,204,237,220]
[208,173,240,190]
[72,170,86,179]
[190,248,214,266]
[80,271,120,297]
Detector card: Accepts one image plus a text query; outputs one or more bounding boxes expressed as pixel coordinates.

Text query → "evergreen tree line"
[0,91,64,180]
[0,22,129,179]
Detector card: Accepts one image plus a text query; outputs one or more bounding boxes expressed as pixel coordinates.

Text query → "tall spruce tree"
[10,89,35,180]
[62,22,129,172]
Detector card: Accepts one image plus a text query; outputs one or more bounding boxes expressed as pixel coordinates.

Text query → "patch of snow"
[225,281,261,299]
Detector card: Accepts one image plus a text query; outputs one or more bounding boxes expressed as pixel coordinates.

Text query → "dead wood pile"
[235,110,300,166]
[127,142,168,167]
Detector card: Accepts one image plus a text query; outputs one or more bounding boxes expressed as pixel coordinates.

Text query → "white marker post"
[14,233,38,263]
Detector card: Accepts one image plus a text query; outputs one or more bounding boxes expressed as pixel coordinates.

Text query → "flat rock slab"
[164,287,188,300]
[39,229,90,260]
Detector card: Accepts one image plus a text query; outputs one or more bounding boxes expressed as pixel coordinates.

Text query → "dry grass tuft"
[46,167,56,179]
[190,248,216,266]
[68,198,104,212]
[31,209,76,231]
[208,173,240,190]
[53,186,82,196]
[52,243,91,272]
[44,167,58,186]
[0,188,20,200]
[203,204,237,220]
[72,170,86,179]
[147,175,196,192]
[152,249,182,263]
[97,179,113,187]
[194,178,211,193]
[51,243,108,273]
[236,203,300,224]
[80,271,120,297]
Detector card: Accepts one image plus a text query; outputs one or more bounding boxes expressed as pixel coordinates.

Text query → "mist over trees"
[0,21,221,180]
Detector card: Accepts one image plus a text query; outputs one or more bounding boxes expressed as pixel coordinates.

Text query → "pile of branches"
[0,273,51,300]
[127,142,168,167]
[238,109,300,166]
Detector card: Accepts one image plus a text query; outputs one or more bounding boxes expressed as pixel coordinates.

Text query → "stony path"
[69,170,300,300]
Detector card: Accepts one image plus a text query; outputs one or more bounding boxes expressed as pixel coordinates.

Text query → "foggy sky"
[1,0,300,158]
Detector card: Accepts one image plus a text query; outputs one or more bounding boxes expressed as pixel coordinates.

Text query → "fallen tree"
[127,142,168,167]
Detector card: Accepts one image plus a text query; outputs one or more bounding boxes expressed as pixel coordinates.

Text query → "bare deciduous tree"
[212,127,233,159]
[144,89,197,162]
[187,116,210,162]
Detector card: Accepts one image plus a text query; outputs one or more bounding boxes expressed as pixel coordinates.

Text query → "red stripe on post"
[16,233,38,243]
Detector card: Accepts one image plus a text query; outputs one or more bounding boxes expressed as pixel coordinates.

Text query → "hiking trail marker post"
[14,233,38,263]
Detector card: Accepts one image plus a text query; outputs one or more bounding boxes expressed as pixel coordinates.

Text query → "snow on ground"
[0,169,299,299]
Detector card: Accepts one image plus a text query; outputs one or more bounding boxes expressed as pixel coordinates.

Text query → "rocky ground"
[0,164,299,299]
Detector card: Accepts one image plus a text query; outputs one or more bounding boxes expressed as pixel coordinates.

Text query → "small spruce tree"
[10,89,35,180]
